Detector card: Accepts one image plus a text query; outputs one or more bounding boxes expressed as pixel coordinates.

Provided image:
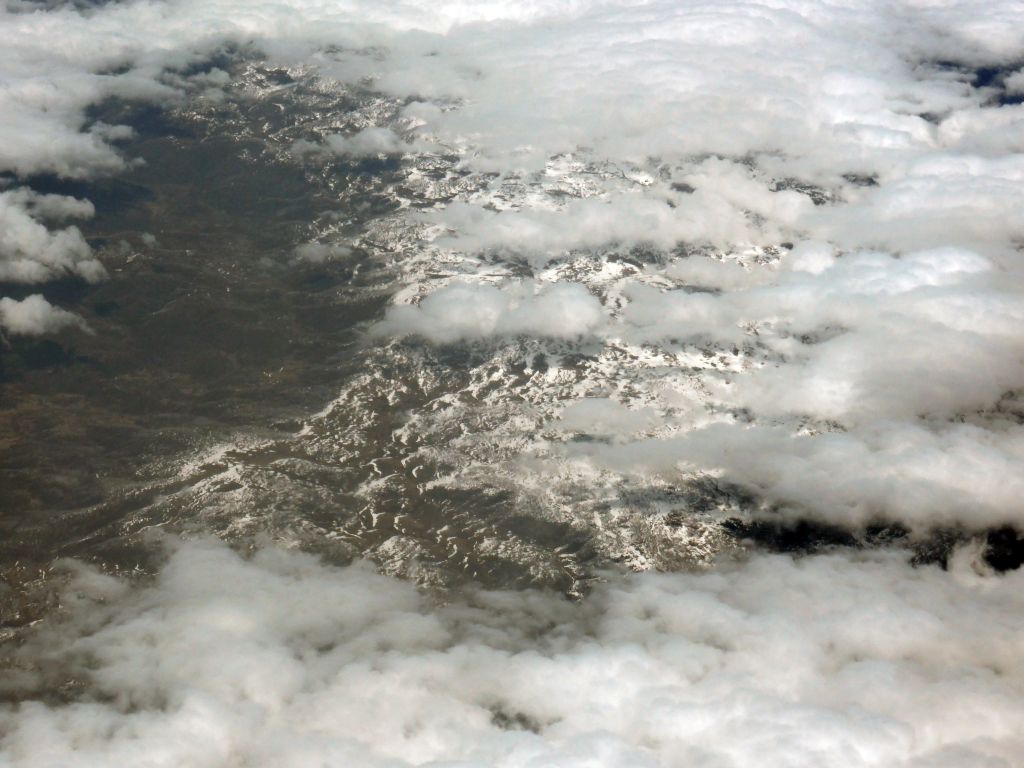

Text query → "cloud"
[0,0,1016,539]
[428,157,816,260]
[2,538,1022,768]
[3,0,1024,279]
[293,127,421,159]
[0,294,88,337]
[291,242,353,263]
[2,6,1024,765]
[620,246,1024,424]
[376,281,605,343]
[812,155,1024,255]
[574,420,1024,533]
[0,189,105,284]
[1006,69,1024,95]
[558,397,659,438]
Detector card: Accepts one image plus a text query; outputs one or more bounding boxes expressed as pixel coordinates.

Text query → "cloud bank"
[2,539,1022,768]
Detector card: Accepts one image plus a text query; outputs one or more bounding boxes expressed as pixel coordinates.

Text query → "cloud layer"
[2,539,1022,768]
[3,4,1023,764]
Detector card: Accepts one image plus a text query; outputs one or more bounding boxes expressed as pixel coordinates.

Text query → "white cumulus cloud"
[0,294,88,337]
[2,538,1022,768]
[0,189,105,285]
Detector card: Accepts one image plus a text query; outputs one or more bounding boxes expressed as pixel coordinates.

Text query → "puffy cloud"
[0,189,105,284]
[430,163,809,259]
[575,420,1024,532]
[376,281,605,343]
[2,538,1023,768]
[786,241,837,276]
[812,155,1024,254]
[621,247,1024,424]
[293,127,421,158]
[1006,69,1024,95]
[0,294,88,337]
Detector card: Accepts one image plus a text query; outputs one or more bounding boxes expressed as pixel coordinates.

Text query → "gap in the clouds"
[841,173,879,188]
[769,177,834,206]
[21,174,157,218]
[726,517,1024,573]
[981,526,1024,572]
[920,58,1024,106]
[0,75,405,619]
[86,99,199,141]
[3,0,118,12]
[0,333,96,379]
[726,517,902,554]
[967,62,1024,105]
